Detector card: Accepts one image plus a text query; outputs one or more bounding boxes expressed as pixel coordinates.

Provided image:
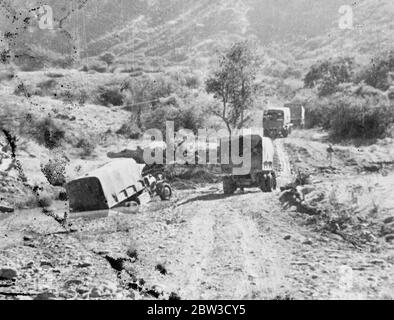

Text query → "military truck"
[284,102,305,129]
[263,106,292,138]
[220,134,277,194]
[66,159,172,213]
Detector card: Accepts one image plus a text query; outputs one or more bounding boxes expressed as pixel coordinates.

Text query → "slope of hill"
[2,0,394,68]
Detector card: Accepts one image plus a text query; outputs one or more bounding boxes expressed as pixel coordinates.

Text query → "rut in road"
[163,142,294,299]
[168,194,288,299]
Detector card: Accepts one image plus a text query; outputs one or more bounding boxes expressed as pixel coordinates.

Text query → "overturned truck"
[66,159,172,213]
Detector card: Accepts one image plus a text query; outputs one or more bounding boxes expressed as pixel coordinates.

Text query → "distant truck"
[220,134,277,194]
[284,102,305,129]
[263,107,292,138]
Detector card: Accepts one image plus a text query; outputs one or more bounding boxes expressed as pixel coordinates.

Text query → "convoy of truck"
[66,100,305,207]
[263,101,305,139]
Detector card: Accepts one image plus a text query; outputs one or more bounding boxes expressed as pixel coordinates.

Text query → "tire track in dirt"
[165,191,289,300]
[160,139,295,299]
[274,139,293,186]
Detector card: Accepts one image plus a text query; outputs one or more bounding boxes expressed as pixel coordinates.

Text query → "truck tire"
[258,174,271,193]
[159,183,172,201]
[223,177,237,195]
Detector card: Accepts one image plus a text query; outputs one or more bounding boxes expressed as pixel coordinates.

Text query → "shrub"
[0,67,15,83]
[304,57,355,97]
[13,46,74,71]
[357,50,394,91]
[142,105,179,136]
[14,82,35,98]
[99,52,116,67]
[184,73,201,89]
[52,55,74,69]
[45,72,64,79]
[116,122,141,139]
[174,106,205,133]
[76,138,96,157]
[38,192,54,208]
[37,79,58,96]
[329,97,394,141]
[87,60,107,73]
[32,117,65,149]
[95,85,124,106]
[305,91,394,141]
[41,156,68,187]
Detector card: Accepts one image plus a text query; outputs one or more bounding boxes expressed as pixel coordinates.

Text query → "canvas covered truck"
[263,106,292,138]
[219,134,277,194]
[284,102,305,128]
[66,159,172,213]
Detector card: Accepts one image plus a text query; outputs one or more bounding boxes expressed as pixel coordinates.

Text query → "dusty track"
[1,137,393,300]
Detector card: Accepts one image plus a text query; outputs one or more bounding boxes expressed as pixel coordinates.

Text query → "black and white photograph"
[0,0,393,304]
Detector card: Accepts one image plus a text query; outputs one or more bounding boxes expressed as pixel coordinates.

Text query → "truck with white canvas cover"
[219,134,277,194]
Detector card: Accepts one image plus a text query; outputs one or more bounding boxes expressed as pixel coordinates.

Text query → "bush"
[14,82,35,98]
[99,52,116,67]
[13,46,74,71]
[76,138,96,157]
[0,67,15,83]
[95,85,125,106]
[116,122,141,139]
[329,97,394,141]
[357,50,394,91]
[86,60,107,73]
[41,156,68,187]
[37,79,58,96]
[174,106,205,133]
[30,117,65,149]
[304,57,354,97]
[142,105,180,136]
[38,192,54,208]
[305,91,394,141]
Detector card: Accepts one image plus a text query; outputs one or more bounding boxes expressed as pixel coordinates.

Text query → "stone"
[385,234,394,243]
[0,202,14,213]
[64,279,83,288]
[0,267,17,280]
[34,292,57,300]
[40,260,53,268]
[383,217,394,224]
[284,235,291,241]
[381,222,394,236]
[89,287,102,298]
[76,262,92,268]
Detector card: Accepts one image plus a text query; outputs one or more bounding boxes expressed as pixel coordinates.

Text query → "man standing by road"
[327,144,334,168]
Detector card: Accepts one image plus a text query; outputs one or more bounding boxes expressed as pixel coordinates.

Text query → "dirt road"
[1,137,393,300]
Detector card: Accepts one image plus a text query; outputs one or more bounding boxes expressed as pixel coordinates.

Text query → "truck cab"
[263,107,292,138]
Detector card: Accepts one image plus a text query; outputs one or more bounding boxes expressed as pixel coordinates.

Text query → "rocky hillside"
[2,0,393,68]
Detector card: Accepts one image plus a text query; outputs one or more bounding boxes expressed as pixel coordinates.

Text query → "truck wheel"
[259,174,271,193]
[265,175,272,193]
[159,183,172,201]
[223,177,236,195]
